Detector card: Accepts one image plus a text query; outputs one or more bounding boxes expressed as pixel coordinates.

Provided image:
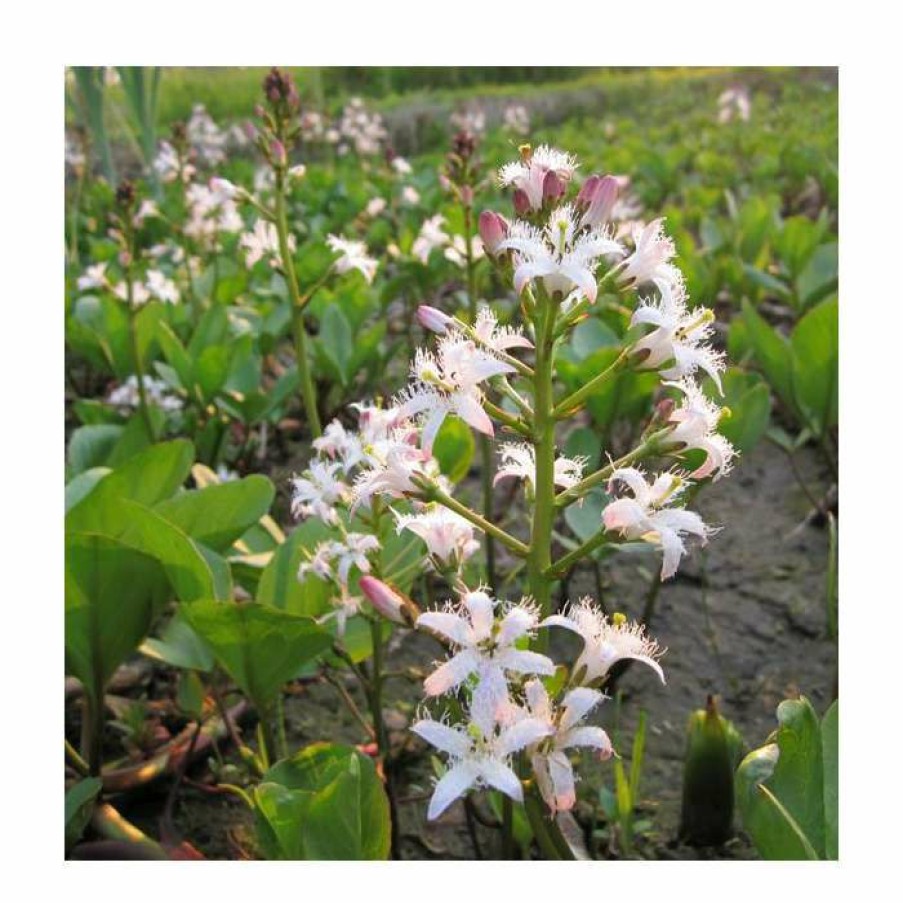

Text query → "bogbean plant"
[289,143,738,856]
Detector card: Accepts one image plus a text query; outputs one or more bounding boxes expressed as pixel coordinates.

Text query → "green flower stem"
[554,431,666,510]
[65,738,90,777]
[91,802,168,859]
[545,528,611,579]
[483,400,532,438]
[528,287,558,646]
[427,485,530,558]
[273,161,322,438]
[552,348,630,418]
[463,201,499,592]
[123,237,154,442]
[524,791,575,860]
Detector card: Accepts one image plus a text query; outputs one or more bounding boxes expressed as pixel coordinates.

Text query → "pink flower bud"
[478,210,509,255]
[542,170,565,204]
[460,185,474,206]
[578,174,619,228]
[210,177,238,199]
[417,305,454,334]
[270,139,287,166]
[576,174,602,208]
[359,576,414,625]
[513,188,531,216]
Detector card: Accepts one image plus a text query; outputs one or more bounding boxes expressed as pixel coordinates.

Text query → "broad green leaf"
[790,298,838,437]
[571,318,620,359]
[256,519,334,615]
[67,425,122,476]
[736,695,829,860]
[65,777,103,852]
[195,345,232,403]
[432,416,475,484]
[796,243,837,310]
[155,320,194,388]
[564,427,602,472]
[180,600,331,710]
[821,700,838,859]
[154,475,275,552]
[140,609,214,672]
[318,305,354,386]
[65,532,170,696]
[105,407,165,466]
[65,467,112,513]
[67,439,194,531]
[740,299,794,411]
[256,743,391,860]
[564,488,607,543]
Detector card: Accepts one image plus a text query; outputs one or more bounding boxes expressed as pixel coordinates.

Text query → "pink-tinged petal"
[453,393,494,437]
[423,649,480,696]
[531,753,556,813]
[513,259,555,294]
[630,304,669,329]
[556,261,598,303]
[497,716,554,756]
[607,466,650,500]
[548,751,577,812]
[602,498,647,534]
[614,652,665,684]
[540,614,581,634]
[464,590,495,638]
[477,759,524,803]
[561,725,613,757]
[420,407,448,456]
[427,762,479,820]
[560,687,604,732]
[525,678,551,721]
[653,524,685,581]
[496,606,537,646]
[416,611,472,646]
[494,648,556,677]
[411,719,471,758]
[494,332,534,351]
[468,356,517,382]
[471,665,511,735]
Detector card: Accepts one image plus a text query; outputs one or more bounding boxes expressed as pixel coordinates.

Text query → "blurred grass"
[85,66,834,128]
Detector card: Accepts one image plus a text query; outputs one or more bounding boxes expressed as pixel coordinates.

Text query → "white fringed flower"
[543,599,665,684]
[351,432,437,510]
[494,443,587,494]
[240,219,290,268]
[497,145,578,211]
[107,375,183,413]
[298,534,380,585]
[290,460,351,525]
[664,379,736,480]
[327,234,378,284]
[616,218,680,293]
[523,679,613,814]
[397,335,515,452]
[395,505,480,572]
[313,420,366,474]
[417,590,555,709]
[601,467,711,580]
[630,282,725,393]
[412,215,450,263]
[472,307,533,353]
[412,697,552,820]
[498,204,624,303]
[146,269,180,304]
[77,263,109,292]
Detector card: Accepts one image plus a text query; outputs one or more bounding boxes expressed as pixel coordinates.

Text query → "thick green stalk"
[124,255,154,442]
[528,291,558,647]
[273,166,322,438]
[463,202,497,590]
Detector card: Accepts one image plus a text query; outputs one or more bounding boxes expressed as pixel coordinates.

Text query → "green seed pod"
[679,695,742,846]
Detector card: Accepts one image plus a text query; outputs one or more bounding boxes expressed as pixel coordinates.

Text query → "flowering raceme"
[281,140,738,841]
